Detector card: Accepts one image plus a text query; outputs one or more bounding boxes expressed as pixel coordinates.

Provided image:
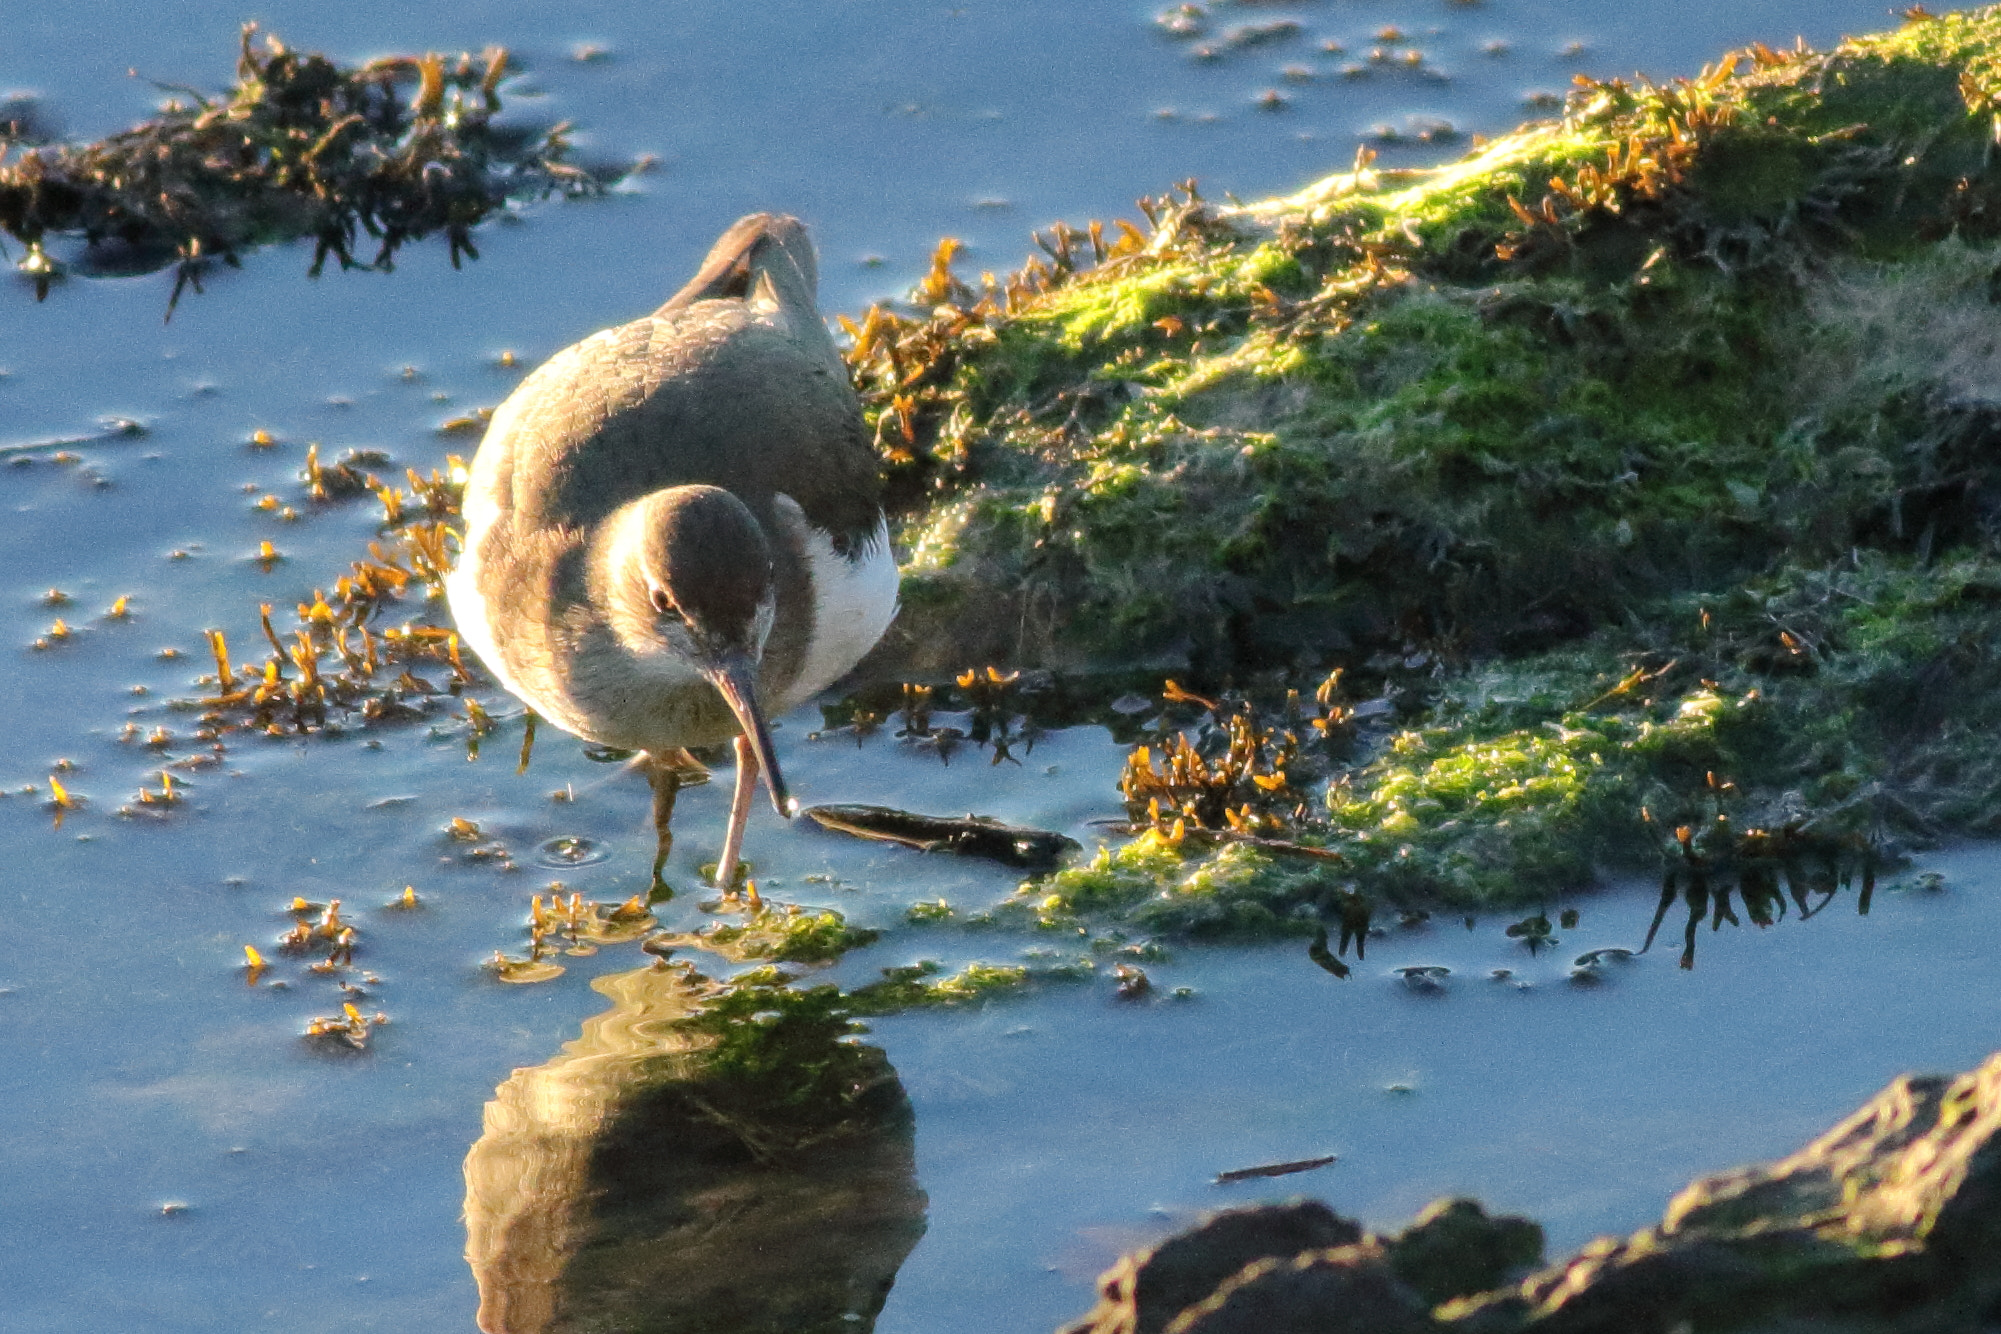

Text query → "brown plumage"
[448,214,898,894]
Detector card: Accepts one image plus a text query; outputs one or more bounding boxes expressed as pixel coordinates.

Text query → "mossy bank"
[117,13,2001,999]
[834,6,2001,930]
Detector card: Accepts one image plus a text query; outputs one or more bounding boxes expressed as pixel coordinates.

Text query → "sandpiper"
[447,214,898,894]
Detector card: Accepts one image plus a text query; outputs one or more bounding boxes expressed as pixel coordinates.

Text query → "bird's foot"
[701,858,760,913]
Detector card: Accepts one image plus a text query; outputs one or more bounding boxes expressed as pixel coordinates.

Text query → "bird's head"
[605,484,792,816]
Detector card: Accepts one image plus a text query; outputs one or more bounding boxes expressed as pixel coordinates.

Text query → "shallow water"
[0,2,1985,1331]
[869,850,2001,1331]
[1,0,1904,318]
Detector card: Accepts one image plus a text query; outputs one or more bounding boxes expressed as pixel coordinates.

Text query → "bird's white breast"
[772,495,899,710]
[443,496,522,706]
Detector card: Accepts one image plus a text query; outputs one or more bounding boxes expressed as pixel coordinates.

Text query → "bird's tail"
[656,213,814,316]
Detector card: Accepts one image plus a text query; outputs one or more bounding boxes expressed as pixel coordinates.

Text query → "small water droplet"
[537,836,607,867]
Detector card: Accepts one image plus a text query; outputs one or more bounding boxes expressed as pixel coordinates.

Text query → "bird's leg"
[644,753,688,897]
[715,733,761,909]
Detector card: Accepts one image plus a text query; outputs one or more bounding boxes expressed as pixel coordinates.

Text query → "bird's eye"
[650,588,684,622]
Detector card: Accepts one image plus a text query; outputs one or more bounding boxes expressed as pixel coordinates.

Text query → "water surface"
[0,2,1983,1331]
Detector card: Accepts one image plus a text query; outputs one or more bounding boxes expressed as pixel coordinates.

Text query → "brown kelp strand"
[487,887,658,983]
[276,895,366,971]
[1119,673,1346,844]
[803,804,1079,869]
[303,1003,388,1052]
[239,897,395,1050]
[1637,789,1883,970]
[0,26,614,308]
[840,183,1236,513]
[824,665,1049,766]
[177,457,476,736]
[300,443,394,504]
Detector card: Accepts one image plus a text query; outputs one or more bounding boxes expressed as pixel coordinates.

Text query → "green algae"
[659,905,881,965]
[866,8,2001,676]
[1023,547,2001,922]
[823,7,2001,934]
[1030,834,1333,936]
[846,959,1038,1015]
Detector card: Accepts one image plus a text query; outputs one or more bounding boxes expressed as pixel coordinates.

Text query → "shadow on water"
[464,961,927,1333]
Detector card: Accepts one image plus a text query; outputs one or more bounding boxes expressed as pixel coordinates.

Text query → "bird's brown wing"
[503,305,880,553]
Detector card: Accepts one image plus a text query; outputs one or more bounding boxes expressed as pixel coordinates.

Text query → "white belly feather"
[772,496,899,710]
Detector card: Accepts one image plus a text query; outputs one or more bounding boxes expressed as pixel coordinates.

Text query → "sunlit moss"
[905,898,954,924]
[1031,833,1188,917]
[664,905,880,965]
[1319,691,1764,903]
[846,960,1036,1014]
[1029,833,1324,936]
[1018,542,2001,922]
[871,8,2001,675]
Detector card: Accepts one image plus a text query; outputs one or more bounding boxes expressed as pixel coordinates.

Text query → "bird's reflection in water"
[464,960,926,1333]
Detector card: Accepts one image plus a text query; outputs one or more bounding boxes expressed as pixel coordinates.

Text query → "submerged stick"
[804,804,1079,870]
[1215,1154,1338,1184]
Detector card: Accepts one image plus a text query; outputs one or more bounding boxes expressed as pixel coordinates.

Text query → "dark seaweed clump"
[0,26,611,311]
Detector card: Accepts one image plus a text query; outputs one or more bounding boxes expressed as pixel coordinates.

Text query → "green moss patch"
[818,7,2001,937]
[657,904,881,965]
[846,959,1039,1014]
[858,9,2001,677]
[1026,548,2001,926]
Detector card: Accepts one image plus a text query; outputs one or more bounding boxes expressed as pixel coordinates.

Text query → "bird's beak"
[704,653,794,818]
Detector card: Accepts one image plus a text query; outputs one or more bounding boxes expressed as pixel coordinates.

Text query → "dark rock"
[1387,1198,1544,1307]
[1061,1200,1362,1334]
[1448,1050,2001,1333]
[1064,1051,2001,1334]
[1163,1242,1439,1334]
